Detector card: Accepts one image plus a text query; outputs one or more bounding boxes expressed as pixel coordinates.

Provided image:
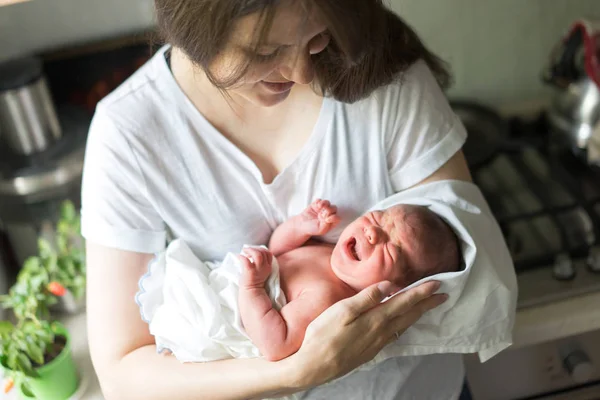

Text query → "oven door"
[529,381,600,399]
[465,329,600,400]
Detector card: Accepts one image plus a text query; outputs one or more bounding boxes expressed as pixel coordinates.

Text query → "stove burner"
[587,245,600,273]
[468,112,600,308]
[553,253,576,280]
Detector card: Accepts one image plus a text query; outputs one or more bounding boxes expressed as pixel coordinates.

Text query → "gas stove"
[472,115,600,309]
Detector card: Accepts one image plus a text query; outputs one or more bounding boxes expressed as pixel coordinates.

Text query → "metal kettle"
[0,56,62,156]
[544,20,600,164]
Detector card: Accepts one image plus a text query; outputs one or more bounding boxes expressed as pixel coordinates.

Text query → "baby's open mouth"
[348,237,361,261]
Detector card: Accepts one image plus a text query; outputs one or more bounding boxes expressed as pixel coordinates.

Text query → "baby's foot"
[239,247,273,289]
[299,199,341,236]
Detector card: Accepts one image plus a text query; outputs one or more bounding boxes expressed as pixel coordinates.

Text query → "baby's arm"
[238,248,330,361]
[268,199,340,256]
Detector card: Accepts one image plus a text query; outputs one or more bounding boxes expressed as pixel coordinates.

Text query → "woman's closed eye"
[253,48,283,63]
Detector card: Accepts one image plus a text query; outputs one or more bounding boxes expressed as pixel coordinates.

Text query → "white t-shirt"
[81,45,468,399]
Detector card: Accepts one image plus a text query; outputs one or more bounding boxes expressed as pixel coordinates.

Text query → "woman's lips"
[261,80,295,93]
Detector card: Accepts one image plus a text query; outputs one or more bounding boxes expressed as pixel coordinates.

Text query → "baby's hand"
[239,247,273,288]
[299,199,341,236]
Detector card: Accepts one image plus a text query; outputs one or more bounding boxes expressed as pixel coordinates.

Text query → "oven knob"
[553,253,575,280]
[587,245,600,273]
[563,349,595,383]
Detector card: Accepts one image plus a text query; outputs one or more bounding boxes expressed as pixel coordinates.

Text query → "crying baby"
[238,199,461,361]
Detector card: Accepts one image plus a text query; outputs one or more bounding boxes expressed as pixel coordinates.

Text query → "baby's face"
[331,205,411,291]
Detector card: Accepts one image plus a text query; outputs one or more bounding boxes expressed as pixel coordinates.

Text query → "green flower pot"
[18,323,79,400]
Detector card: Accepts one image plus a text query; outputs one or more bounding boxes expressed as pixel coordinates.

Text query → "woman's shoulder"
[361,59,446,110]
[93,46,178,136]
[336,59,453,133]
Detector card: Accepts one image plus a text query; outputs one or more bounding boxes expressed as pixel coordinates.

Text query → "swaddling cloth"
[370,180,518,363]
[136,242,287,362]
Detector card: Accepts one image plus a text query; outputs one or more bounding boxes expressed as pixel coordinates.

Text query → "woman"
[83,0,476,398]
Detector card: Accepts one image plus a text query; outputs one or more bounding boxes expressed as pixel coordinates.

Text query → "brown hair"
[154,0,451,103]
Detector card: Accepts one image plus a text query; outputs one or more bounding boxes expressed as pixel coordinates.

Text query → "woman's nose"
[280,51,314,85]
[279,32,329,85]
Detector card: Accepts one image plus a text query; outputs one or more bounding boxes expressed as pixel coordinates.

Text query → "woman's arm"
[412,150,472,187]
[86,242,301,400]
[87,241,445,399]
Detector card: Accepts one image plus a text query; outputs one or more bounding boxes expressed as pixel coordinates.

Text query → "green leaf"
[0,321,14,335]
[29,275,46,290]
[25,341,44,365]
[0,355,9,370]
[15,337,29,353]
[57,221,69,236]
[22,257,41,273]
[7,351,17,370]
[61,201,76,222]
[37,238,54,258]
[65,260,76,277]
[15,351,36,378]
[36,328,52,344]
[71,286,84,300]
[21,382,35,398]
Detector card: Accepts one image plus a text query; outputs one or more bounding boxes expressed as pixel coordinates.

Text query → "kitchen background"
[0,0,598,107]
[1,0,600,399]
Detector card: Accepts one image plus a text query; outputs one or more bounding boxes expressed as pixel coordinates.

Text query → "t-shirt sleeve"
[80,106,166,254]
[383,60,467,191]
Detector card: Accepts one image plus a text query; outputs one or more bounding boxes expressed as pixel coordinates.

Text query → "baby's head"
[331,204,461,291]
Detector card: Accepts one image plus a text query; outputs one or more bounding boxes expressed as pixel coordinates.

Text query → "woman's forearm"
[101,345,302,400]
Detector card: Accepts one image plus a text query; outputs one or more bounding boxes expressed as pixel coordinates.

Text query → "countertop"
[2,290,599,400]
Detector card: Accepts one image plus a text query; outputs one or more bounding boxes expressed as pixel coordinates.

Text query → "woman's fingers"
[335,281,400,324]
[379,280,441,319]
[388,293,449,340]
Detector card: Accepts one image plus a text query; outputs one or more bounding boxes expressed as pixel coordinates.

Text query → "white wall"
[391,0,600,106]
[0,0,599,106]
[0,0,155,61]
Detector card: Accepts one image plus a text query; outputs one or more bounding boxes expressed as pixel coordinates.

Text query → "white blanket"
[137,242,286,362]
[136,180,517,369]
[371,180,518,363]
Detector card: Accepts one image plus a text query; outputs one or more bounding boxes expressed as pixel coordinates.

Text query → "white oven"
[465,328,600,399]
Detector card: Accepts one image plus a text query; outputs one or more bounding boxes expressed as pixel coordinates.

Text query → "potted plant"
[0,200,84,399]
[0,319,78,399]
[0,268,80,400]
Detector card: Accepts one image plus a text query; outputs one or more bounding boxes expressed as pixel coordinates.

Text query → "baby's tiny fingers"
[326,214,341,224]
[237,254,254,270]
[243,248,265,266]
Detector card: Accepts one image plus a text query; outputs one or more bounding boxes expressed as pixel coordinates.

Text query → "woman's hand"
[287,280,447,389]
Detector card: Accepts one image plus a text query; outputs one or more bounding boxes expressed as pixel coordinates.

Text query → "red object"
[3,378,14,394]
[47,281,66,297]
[567,20,600,88]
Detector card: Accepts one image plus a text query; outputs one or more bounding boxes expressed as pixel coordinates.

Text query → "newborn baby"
[239,199,461,361]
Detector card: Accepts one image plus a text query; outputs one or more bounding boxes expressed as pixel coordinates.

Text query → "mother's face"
[209,1,331,107]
